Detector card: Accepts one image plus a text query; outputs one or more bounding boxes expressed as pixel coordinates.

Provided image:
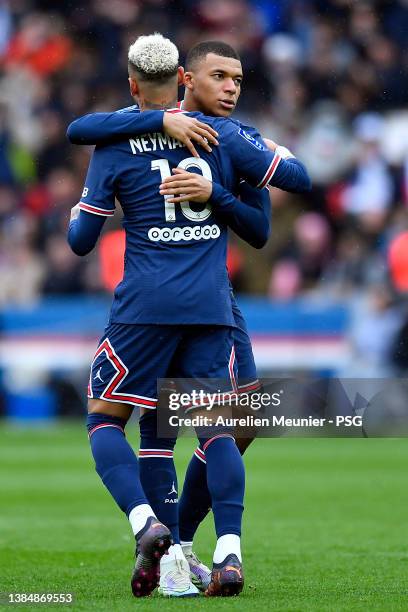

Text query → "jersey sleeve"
[211,181,270,248]
[78,146,116,217]
[67,110,164,145]
[67,211,106,256]
[221,120,311,193]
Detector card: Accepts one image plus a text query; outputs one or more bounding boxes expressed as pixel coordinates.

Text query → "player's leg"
[229,296,262,453]
[179,325,245,596]
[144,391,211,592]
[138,404,198,597]
[87,398,152,530]
[87,323,178,597]
[197,429,245,597]
[87,398,172,597]
[138,406,179,544]
[178,441,212,589]
[134,368,198,597]
[179,303,260,584]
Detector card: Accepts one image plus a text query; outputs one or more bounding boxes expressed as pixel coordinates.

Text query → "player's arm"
[232,181,271,248]
[67,206,106,256]
[66,110,218,158]
[265,138,312,193]
[67,146,116,256]
[160,169,270,248]
[66,110,163,144]
[222,122,311,193]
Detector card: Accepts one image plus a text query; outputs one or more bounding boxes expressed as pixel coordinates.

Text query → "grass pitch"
[1,423,407,611]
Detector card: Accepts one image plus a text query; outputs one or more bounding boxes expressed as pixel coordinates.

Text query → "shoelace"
[188,552,199,563]
[163,559,190,587]
[186,552,207,569]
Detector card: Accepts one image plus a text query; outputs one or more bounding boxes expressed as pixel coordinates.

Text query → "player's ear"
[128,76,139,98]
[184,71,193,91]
[177,66,185,86]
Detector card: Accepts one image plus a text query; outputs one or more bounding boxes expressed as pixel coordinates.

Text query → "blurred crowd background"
[2,0,408,397]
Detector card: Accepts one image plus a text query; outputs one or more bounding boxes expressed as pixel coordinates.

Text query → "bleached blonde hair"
[128,33,179,80]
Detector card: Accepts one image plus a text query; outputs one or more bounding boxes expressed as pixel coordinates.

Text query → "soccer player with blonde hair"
[68,33,310,598]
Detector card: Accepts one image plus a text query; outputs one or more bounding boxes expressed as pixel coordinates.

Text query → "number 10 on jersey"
[152,157,213,222]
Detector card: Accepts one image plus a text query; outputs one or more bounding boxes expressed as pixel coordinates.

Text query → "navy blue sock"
[138,411,179,543]
[179,445,212,542]
[199,434,245,537]
[87,413,148,516]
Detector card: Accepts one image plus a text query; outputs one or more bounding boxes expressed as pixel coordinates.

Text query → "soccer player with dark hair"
[68,37,309,593]
[68,33,310,598]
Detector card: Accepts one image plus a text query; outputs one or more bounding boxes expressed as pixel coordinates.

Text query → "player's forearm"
[269,157,311,193]
[211,183,270,249]
[67,211,105,255]
[66,111,164,145]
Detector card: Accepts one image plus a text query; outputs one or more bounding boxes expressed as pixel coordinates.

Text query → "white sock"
[161,543,184,565]
[128,503,156,536]
[180,541,193,555]
[213,534,241,563]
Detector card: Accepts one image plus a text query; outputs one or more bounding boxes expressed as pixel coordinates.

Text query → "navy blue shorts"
[159,297,261,403]
[88,323,237,409]
[231,293,261,393]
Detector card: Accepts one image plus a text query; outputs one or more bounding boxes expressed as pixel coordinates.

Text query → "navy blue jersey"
[75,109,309,326]
[68,106,310,194]
[68,106,274,248]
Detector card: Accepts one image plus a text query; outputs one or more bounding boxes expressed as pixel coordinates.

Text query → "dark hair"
[185,41,241,71]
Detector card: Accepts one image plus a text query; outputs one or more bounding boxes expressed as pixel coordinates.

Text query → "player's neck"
[181,92,199,112]
[138,95,178,111]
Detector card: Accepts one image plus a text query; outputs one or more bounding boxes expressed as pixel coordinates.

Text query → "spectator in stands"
[0,0,407,357]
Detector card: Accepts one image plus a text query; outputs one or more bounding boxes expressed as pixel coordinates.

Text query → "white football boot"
[185,550,212,591]
[158,545,199,597]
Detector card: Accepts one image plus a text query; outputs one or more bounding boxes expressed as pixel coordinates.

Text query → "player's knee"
[88,398,111,414]
[87,398,132,422]
[139,410,177,450]
[197,424,234,447]
[86,412,127,437]
[86,400,132,437]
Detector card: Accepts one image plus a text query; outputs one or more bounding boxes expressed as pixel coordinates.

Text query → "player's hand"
[70,203,81,222]
[163,113,219,158]
[264,138,295,159]
[159,168,213,203]
[264,138,278,151]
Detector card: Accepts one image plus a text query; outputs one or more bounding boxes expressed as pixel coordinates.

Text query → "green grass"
[1,423,407,611]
